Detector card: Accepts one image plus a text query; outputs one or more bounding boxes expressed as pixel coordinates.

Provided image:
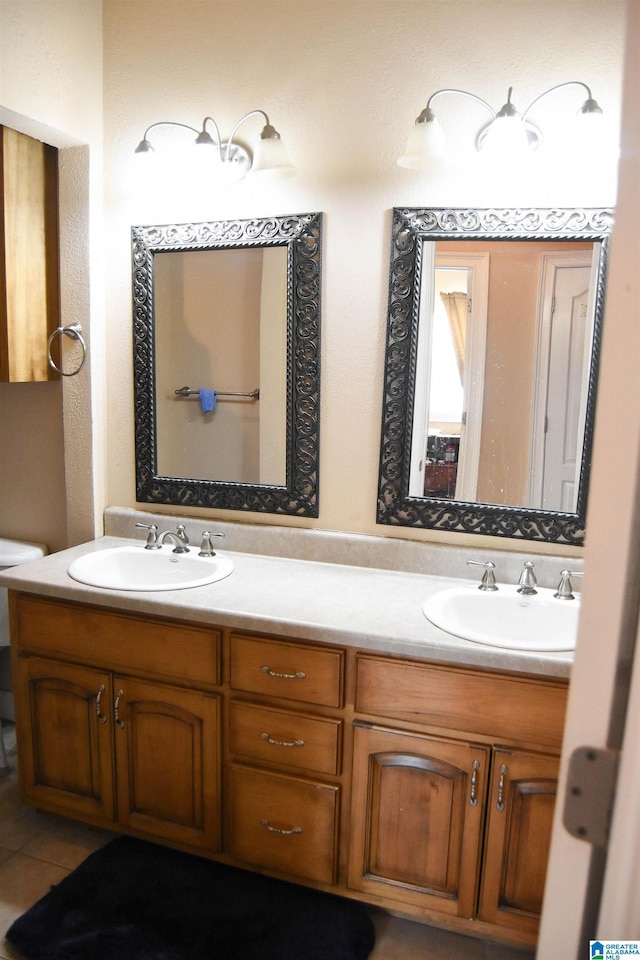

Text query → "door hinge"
[563,745,619,848]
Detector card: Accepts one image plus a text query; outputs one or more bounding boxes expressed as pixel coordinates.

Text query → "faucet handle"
[175,524,189,547]
[135,522,160,549]
[199,531,225,557]
[554,569,583,600]
[517,560,537,595]
[467,559,497,591]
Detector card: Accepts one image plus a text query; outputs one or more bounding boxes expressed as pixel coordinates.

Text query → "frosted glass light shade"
[478,114,531,157]
[251,135,297,178]
[575,106,605,138]
[397,116,448,168]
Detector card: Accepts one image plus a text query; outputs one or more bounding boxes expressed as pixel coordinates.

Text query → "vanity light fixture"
[397,81,603,168]
[134,109,296,180]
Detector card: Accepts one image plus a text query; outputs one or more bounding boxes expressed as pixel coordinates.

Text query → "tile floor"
[0,723,535,959]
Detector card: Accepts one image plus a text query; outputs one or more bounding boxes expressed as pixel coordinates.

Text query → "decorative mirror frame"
[377,207,613,545]
[132,212,322,516]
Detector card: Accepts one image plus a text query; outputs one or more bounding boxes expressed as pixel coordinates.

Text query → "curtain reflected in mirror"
[155,247,287,485]
[379,207,613,545]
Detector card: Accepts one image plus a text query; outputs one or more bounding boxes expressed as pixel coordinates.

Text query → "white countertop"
[0,535,572,679]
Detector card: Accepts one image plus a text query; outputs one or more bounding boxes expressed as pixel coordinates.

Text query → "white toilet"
[0,538,47,775]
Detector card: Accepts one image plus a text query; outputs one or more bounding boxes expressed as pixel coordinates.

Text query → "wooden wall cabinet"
[0,125,60,382]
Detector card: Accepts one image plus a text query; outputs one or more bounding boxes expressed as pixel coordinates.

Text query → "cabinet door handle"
[469,759,480,806]
[260,665,306,680]
[260,818,302,836]
[114,689,125,729]
[496,763,508,811]
[95,684,107,724]
[261,732,304,748]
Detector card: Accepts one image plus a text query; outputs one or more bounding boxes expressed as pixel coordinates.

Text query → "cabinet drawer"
[12,595,220,687]
[230,701,342,776]
[229,765,339,884]
[230,634,343,707]
[356,655,568,748]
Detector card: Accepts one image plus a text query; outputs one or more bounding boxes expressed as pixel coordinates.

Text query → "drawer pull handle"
[261,665,306,680]
[497,763,508,811]
[96,684,107,724]
[260,818,303,836]
[469,759,480,806]
[114,689,125,729]
[261,732,304,748]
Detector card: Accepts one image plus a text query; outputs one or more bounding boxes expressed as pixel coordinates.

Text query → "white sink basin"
[68,545,234,592]
[423,583,579,652]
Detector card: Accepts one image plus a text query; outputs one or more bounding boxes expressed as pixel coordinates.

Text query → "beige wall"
[0,0,626,557]
[0,0,104,552]
[102,0,624,555]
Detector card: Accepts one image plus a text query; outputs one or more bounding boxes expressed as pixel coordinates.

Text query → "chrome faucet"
[517,561,537,595]
[158,529,190,553]
[135,522,190,553]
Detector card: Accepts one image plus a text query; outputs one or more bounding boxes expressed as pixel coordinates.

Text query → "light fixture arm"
[225,108,271,151]
[140,120,201,141]
[201,116,223,148]
[522,80,601,120]
[422,88,496,121]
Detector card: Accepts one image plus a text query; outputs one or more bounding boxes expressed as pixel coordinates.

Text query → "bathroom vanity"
[2,527,573,949]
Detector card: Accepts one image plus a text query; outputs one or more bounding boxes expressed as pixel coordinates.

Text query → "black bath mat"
[6,836,375,960]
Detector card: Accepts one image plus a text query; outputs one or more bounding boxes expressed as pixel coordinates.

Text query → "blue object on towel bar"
[199,389,216,413]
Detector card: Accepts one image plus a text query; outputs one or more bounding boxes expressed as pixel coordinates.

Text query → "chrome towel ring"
[47,322,87,377]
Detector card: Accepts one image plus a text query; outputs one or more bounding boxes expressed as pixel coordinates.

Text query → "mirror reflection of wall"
[378,206,612,545]
[154,246,287,485]
[414,239,597,512]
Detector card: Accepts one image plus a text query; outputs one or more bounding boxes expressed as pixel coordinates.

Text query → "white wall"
[0,0,105,551]
[103,0,625,554]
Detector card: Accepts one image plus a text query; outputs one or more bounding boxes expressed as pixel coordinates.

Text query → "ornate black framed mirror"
[377,207,613,544]
[132,212,322,516]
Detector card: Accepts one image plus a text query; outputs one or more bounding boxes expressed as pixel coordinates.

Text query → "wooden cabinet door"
[14,656,115,823]
[0,126,60,382]
[348,723,489,918]
[113,676,221,851]
[479,748,559,934]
